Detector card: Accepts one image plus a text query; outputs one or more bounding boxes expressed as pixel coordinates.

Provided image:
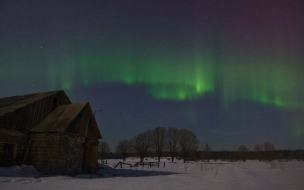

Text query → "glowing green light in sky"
[45,51,303,109]
[221,61,303,109]
[66,53,216,101]
[146,59,215,100]
[293,125,304,136]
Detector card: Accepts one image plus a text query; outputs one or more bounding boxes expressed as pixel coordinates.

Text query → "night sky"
[1,0,304,151]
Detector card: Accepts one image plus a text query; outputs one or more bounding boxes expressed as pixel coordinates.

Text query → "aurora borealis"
[50,53,216,101]
[1,0,304,150]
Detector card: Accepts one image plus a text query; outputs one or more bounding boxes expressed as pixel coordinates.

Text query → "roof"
[0,90,68,116]
[30,102,102,139]
[30,103,87,133]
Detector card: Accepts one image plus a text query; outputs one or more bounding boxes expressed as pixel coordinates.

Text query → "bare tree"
[238,145,249,161]
[254,144,263,161]
[254,142,276,161]
[254,144,263,151]
[99,141,110,160]
[167,127,179,162]
[203,143,211,162]
[262,141,276,161]
[131,131,152,162]
[238,145,250,152]
[178,128,199,163]
[151,126,167,162]
[116,140,131,161]
[200,143,204,160]
[262,141,276,151]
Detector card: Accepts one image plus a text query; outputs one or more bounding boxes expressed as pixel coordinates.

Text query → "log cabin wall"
[30,133,85,175]
[0,130,28,166]
[82,138,99,174]
[63,134,86,175]
[66,106,90,136]
[29,133,63,174]
[86,142,99,173]
[66,107,99,174]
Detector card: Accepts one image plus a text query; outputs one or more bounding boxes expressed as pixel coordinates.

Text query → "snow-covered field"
[1,158,304,190]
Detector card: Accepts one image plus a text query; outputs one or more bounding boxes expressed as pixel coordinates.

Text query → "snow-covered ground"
[1,158,304,190]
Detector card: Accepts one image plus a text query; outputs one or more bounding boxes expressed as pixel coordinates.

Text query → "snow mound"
[0,165,41,177]
[97,163,113,170]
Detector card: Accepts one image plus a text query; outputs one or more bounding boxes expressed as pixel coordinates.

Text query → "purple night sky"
[1,0,304,150]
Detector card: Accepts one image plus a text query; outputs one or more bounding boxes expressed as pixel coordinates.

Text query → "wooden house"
[0,90,102,175]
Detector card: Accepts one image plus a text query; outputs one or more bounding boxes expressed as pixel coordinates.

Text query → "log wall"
[30,133,86,175]
[0,129,28,166]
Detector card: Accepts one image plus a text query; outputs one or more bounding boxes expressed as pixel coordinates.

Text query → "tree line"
[116,127,199,163]
[98,128,304,162]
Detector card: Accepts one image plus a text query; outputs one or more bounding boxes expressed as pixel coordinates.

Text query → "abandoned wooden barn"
[0,90,102,175]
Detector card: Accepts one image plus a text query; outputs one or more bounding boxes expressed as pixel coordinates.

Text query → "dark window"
[2,144,15,160]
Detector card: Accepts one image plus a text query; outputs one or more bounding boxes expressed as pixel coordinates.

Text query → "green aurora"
[221,61,303,109]
[0,0,303,146]
[48,53,216,101]
[46,53,303,109]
